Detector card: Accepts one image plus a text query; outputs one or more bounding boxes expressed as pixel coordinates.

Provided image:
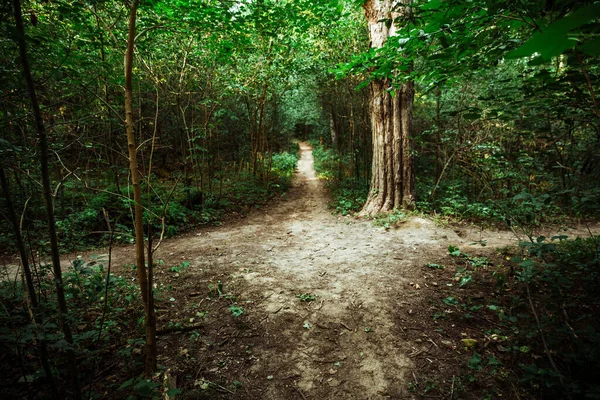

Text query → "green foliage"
[506,4,600,61]
[312,142,369,215]
[425,263,444,270]
[334,0,600,225]
[119,377,161,399]
[434,236,600,398]
[270,151,299,180]
[169,261,191,274]
[373,209,408,228]
[447,245,490,287]
[330,179,369,216]
[0,257,143,397]
[229,304,244,317]
[296,293,317,302]
[312,144,339,180]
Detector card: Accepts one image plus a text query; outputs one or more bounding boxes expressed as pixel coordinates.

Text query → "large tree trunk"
[360,0,415,216]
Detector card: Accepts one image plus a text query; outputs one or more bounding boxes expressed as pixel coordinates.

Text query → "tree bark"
[0,168,58,398]
[11,0,81,397]
[123,0,156,377]
[329,105,338,151]
[124,0,149,305]
[360,0,415,215]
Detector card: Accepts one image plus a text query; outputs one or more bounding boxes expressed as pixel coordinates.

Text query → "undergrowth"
[0,256,251,399]
[0,257,143,399]
[0,150,298,254]
[416,235,600,399]
[311,142,368,216]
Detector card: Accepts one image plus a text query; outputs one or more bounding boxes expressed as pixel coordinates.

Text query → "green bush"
[311,142,369,215]
[511,236,600,397]
[270,151,298,180]
[329,178,369,216]
[312,145,338,180]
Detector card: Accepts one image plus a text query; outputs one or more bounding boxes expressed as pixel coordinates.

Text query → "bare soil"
[5,142,598,399]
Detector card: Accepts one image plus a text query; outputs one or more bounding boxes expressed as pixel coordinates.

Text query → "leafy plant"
[425,263,444,270]
[296,293,317,302]
[373,209,408,228]
[229,304,244,317]
[170,261,191,274]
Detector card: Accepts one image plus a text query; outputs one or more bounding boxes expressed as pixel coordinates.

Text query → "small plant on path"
[296,293,317,302]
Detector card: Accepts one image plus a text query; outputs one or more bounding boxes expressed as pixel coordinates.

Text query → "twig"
[526,283,564,385]
[294,385,307,400]
[157,324,204,335]
[314,299,325,310]
[575,52,600,118]
[81,361,119,395]
[134,25,166,42]
[96,209,114,342]
[408,349,423,358]
[209,380,235,395]
[153,175,182,253]
[339,322,353,331]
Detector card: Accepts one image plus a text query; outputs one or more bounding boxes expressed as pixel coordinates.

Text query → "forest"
[0,0,599,399]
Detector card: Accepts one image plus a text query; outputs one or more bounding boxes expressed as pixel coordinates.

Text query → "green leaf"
[425,263,445,270]
[119,378,135,390]
[580,37,600,56]
[506,4,600,61]
[166,388,183,397]
[506,31,575,61]
[487,355,502,366]
[468,352,482,370]
[443,296,458,305]
[551,4,600,32]
[229,304,244,317]
[421,0,443,11]
[448,245,461,257]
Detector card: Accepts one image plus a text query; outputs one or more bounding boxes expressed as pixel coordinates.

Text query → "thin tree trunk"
[124,0,149,305]
[11,0,81,397]
[0,168,58,398]
[145,230,157,376]
[400,81,415,207]
[329,105,338,151]
[124,0,157,377]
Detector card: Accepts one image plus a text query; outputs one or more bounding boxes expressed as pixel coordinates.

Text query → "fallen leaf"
[461,338,478,350]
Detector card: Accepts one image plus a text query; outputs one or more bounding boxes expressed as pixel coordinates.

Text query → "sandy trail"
[143,142,527,398]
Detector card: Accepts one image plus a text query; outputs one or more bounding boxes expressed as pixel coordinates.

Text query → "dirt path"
[142,142,538,398]
[3,142,596,398]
